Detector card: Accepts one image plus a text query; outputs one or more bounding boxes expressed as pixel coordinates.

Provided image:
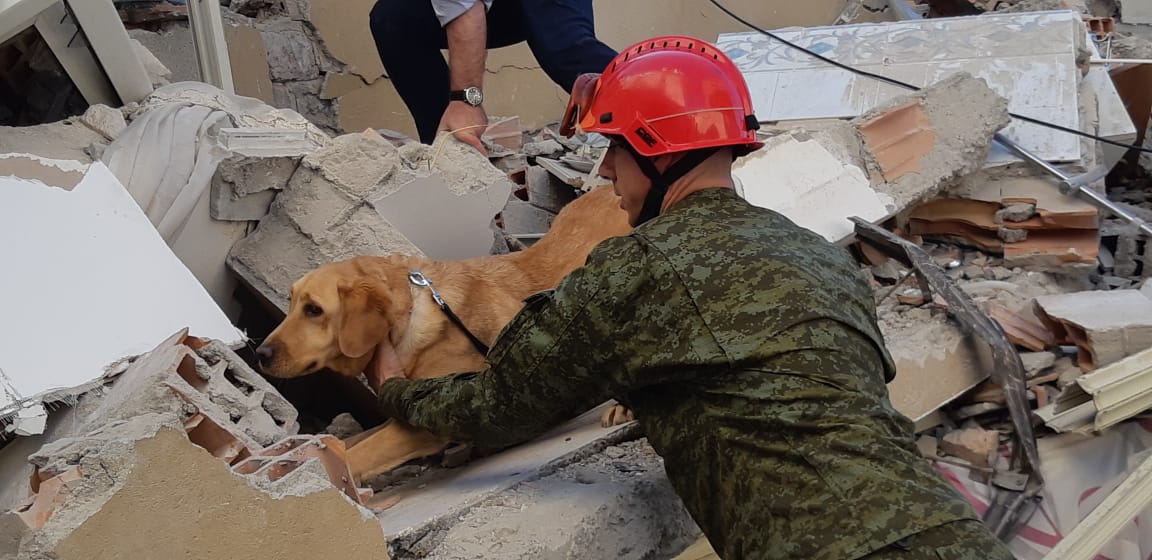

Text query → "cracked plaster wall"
[222,0,849,139]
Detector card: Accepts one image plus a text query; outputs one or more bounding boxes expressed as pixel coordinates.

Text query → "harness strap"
[622,143,721,226]
[408,271,491,356]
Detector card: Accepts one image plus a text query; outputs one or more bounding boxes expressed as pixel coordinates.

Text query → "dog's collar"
[408,270,490,356]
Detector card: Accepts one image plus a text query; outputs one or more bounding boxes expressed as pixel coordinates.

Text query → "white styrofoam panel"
[717,10,1085,164]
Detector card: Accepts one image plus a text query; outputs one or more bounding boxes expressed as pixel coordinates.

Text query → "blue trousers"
[369,0,618,143]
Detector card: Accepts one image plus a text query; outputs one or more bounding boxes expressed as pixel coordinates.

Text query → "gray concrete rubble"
[392,439,700,560]
[228,132,513,313]
[854,73,1012,211]
[368,404,687,559]
[7,419,387,560]
[8,4,1152,559]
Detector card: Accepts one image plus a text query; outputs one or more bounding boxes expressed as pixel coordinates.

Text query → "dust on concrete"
[860,73,1011,212]
[303,133,401,200]
[878,306,967,363]
[398,139,515,195]
[0,120,107,164]
[1111,32,1152,59]
[19,414,183,558]
[390,438,701,560]
[876,260,1091,360]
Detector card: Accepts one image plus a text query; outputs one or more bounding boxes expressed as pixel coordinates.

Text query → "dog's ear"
[336,279,388,359]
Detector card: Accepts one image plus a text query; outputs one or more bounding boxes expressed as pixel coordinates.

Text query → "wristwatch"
[449,86,484,107]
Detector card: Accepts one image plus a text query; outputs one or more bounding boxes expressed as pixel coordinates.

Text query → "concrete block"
[501,196,555,235]
[209,155,298,221]
[526,166,577,213]
[1034,290,1152,370]
[854,73,1010,210]
[17,418,388,560]
[86,329,298,454]
[1121,0,1152,24]
[77,105,127,141]
[229,133,513,313]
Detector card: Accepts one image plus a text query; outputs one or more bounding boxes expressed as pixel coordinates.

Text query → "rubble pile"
[5,1,1152,560]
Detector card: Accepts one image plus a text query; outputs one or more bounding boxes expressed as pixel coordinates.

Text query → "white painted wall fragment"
[0,161,245,436]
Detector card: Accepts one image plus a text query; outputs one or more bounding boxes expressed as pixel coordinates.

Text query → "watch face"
[465,87,483,106]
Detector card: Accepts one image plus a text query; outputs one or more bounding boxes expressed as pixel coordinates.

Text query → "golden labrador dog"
[256,183,633,484]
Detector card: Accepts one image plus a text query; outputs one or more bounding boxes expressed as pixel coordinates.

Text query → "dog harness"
[407,270,491,356]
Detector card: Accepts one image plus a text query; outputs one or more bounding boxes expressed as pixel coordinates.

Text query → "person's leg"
[371,0,528,143]
[518,0,617,92]
[371,0,456,144]
[860,520,1016,560]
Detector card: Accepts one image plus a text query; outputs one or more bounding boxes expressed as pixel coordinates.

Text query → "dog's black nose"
[255,344,276,366]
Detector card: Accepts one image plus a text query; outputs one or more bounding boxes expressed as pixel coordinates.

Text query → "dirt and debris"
[390,439,699,560]
[855,72,1012,211]
[5,2,1152,559]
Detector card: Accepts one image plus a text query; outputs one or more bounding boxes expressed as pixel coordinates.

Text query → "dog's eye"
[303,304,323,317]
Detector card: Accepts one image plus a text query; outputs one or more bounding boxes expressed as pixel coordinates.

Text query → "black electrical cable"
[707,0,1152,155]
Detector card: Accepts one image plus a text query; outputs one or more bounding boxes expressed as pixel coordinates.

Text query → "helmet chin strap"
[621,144,721,226]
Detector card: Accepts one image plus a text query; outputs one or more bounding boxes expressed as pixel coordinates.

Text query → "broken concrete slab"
[854,73,1011,208]
[500,195,556,237]
[87,329,297,455]
[228,134,513,313]
[376,403,637,551]
[391,439,699,560]
[0,120,107,164]
[0,161,244,437]
[12,419,388,560]
[77,105,127,141]
[1034,290,1152,370]
[880,307,996,424]
[209,154,300,221]
[526,165,577,213]
[717,10,1085,165]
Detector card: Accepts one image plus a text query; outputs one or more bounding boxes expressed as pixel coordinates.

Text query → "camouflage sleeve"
[376,235,656,448]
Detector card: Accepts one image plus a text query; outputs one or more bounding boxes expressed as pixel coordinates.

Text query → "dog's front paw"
[600,403,636,428]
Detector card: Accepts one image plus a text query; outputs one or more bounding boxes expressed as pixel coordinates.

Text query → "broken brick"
[12,467,82,530]
[857,100,938,183]
[986,302,1057,352]
[233,435,369,505]
[939,427,1000,467]
[1033,290,1152,370]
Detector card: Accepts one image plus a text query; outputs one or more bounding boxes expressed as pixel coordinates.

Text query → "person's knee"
[370,0,422,47]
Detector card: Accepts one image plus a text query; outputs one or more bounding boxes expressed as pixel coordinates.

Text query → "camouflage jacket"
[377,187,980,560]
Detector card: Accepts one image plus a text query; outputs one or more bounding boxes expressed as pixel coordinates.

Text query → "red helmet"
[560,35,763,158]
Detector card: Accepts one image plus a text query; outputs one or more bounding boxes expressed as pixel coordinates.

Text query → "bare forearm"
[445,0,486,89]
